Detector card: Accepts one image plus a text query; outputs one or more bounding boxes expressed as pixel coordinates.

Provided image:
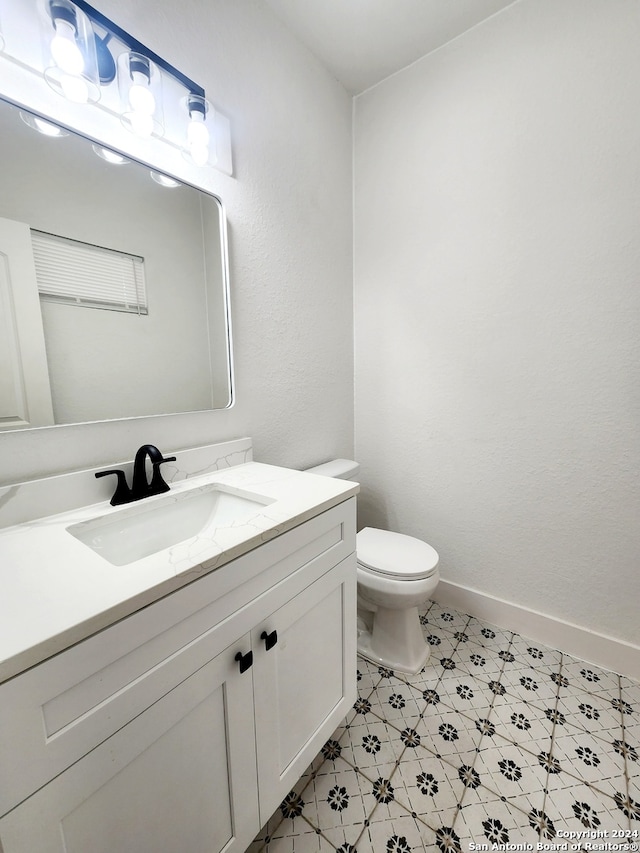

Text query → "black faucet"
[131,444,177,499]
[95,445,177,506]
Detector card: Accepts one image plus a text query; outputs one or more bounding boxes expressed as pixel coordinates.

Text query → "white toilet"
[305,459,440,675]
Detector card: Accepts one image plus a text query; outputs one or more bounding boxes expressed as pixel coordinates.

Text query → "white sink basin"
[67,485,274,566]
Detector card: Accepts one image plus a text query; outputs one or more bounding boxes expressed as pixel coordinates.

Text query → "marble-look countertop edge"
[0,466,357,685]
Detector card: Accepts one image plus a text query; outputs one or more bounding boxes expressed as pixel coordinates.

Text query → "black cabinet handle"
[234,650,253,673]
[260,630,278,651]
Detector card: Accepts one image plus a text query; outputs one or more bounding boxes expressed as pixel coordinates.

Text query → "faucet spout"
[131,445,176,500]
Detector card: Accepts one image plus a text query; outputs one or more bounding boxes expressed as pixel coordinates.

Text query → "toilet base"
[356,605,431,675]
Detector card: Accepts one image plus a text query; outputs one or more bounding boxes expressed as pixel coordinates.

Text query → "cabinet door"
[0,636,259,853]
[252,554,357,824]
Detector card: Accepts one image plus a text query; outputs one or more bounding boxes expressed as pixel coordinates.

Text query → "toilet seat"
[356,527,439,581]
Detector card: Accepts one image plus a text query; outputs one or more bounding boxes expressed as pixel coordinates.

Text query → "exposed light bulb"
[185,98,210,166]
[189,144,209,167]
[188,117,209,166]
[125,64,156,136]
[129,73,156,115]
[50,18,84,75]
[44,2,100,103]
[188,113,209,148]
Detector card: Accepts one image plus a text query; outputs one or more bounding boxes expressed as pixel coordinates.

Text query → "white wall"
[0,0,353,481]
[354,0,640,646]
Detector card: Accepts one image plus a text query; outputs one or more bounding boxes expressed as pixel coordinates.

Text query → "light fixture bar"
[72,0,205,97]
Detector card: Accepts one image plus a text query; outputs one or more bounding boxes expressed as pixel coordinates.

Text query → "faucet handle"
[95,469,133,506]
[150,456,177,495]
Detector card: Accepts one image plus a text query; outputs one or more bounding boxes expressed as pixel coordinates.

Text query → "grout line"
[536,647,563,841]
[447,614,475,832]
[618,674,633,831]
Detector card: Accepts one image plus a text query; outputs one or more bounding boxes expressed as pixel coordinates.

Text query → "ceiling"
[263,0,518,95]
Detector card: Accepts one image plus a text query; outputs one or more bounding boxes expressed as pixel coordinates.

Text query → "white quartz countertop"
[0,462,358,684]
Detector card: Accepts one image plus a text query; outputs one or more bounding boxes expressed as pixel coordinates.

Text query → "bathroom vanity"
[0,441,358,852]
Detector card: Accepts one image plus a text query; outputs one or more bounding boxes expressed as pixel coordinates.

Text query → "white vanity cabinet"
[0,499,357,853]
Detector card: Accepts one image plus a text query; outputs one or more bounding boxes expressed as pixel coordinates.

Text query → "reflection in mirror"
[0,98,232,430]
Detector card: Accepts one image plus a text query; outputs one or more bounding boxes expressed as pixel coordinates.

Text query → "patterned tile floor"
[249,602,640,853]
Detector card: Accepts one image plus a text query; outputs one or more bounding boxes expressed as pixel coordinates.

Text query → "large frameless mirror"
[0,96,233,430]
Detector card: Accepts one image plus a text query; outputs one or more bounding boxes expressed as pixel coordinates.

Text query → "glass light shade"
[182,95,217,167]
[118,51,164,138]
[42,0,100,104]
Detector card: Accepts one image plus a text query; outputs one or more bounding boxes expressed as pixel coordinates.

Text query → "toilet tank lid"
[305,459,360,479]
[356,527,439,579]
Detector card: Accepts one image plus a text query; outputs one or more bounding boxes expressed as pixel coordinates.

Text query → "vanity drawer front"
[0,498,355,816]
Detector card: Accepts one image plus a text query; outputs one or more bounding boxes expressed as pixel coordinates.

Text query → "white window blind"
[31,230,148,315]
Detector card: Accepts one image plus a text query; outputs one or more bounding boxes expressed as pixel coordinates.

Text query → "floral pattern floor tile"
[261,819,337,853]
[389,748,468,829]
[295,756,376,849]
[455,784,542,849]
[489,691,555,753]
[366,680,427,731]
[507,634,563,670]
[543,771,632,837]
[463,617,513,652]
[549,722,628,799]
[472,737,548,815]
[435,669,496,719]
[251,604,640,853]
[556,690,624,741]
[337,715,408,781]
[450,640,505,682]
[559,658,621,701]
[498,659,560,708]
[415,704,485,767]
[355,798,438,853]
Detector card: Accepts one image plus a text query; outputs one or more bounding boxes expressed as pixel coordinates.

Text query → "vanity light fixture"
[0,0,229,172]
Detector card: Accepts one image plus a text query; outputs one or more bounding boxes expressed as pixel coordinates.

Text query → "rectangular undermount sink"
[67,484,275,566]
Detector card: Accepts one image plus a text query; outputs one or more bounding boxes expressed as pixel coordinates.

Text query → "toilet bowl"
[304,460,440,675]
[356,527,439,674]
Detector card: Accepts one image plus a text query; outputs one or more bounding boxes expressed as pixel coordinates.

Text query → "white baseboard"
[433,579,640,683]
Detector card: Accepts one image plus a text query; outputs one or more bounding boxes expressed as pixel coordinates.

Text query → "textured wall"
[0,0,353,482]
[354,0,640,644]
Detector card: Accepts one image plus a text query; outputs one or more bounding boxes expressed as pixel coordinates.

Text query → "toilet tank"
[305,459,360,480]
